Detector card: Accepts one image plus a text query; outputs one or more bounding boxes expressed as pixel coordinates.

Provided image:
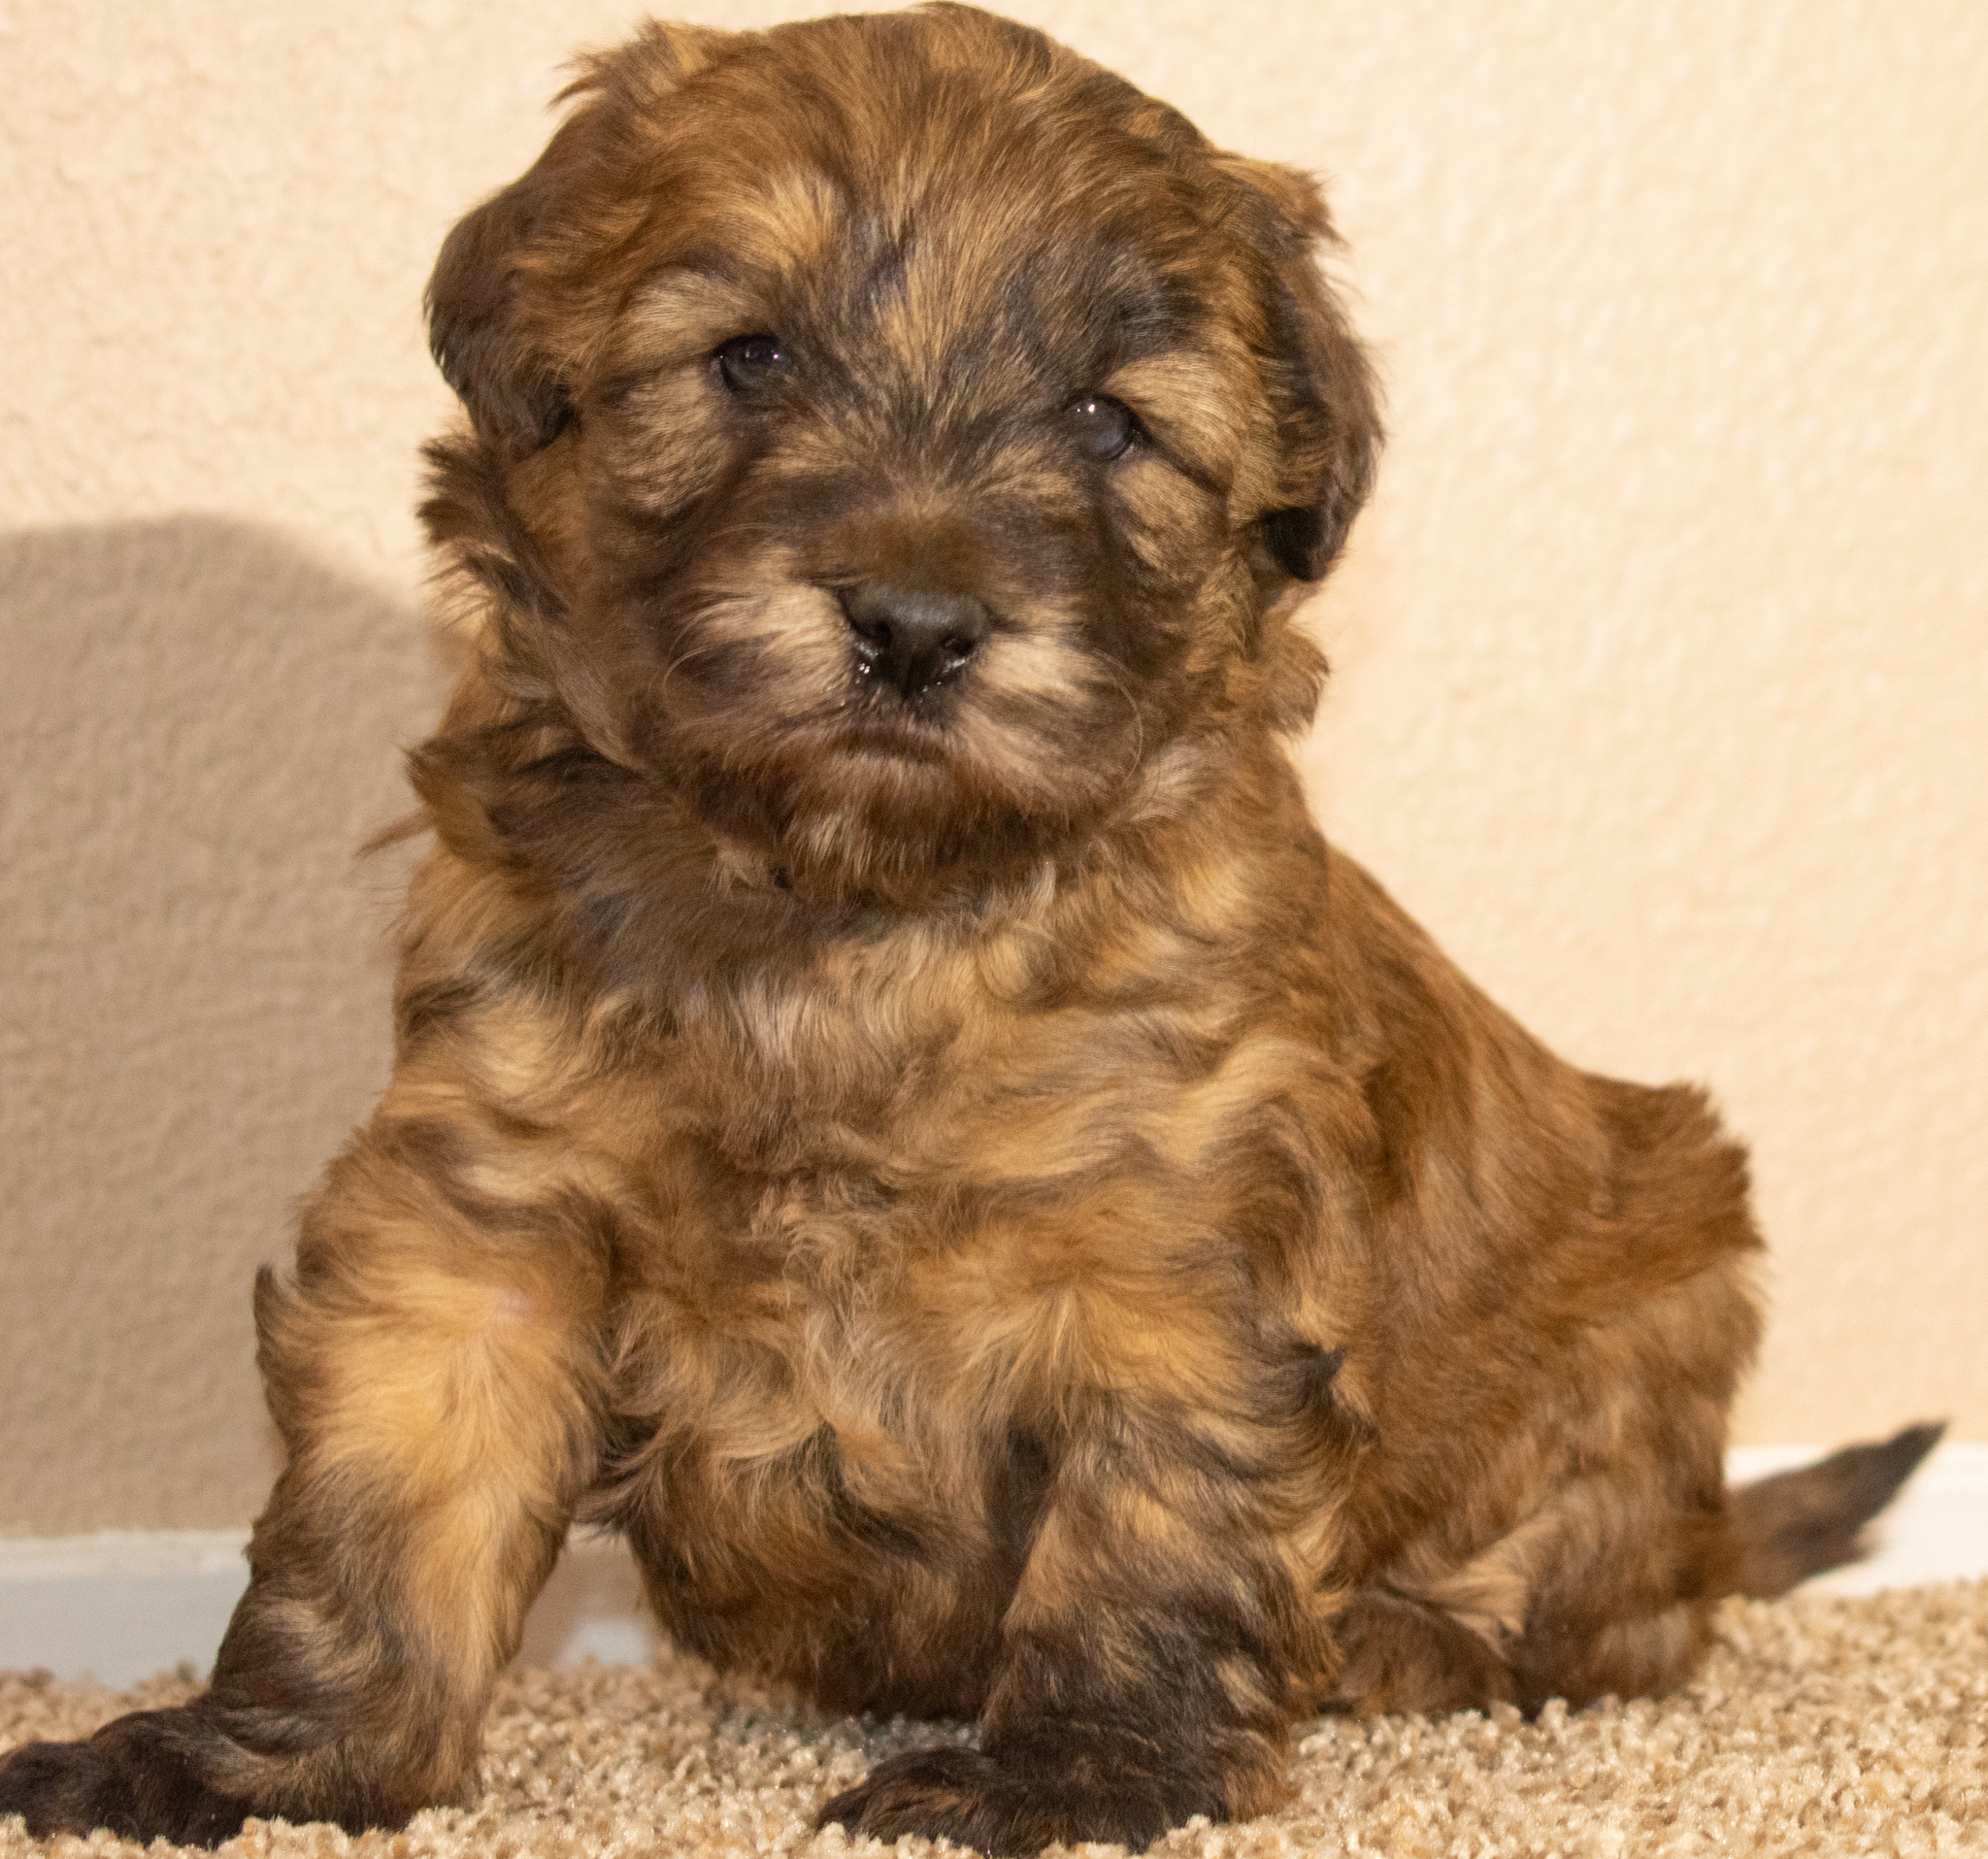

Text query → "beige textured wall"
[3,0,1983,1534]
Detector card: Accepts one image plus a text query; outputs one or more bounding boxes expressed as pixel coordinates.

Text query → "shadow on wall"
[0,517,446,1537]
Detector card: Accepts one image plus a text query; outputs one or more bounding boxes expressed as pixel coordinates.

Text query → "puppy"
[0,7,1938,1853]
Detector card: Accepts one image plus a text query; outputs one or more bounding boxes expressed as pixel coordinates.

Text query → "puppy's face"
[428,7,1377,900]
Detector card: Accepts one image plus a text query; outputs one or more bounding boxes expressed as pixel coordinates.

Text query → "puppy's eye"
[714,333,791,393]
[1069,394,1141,462]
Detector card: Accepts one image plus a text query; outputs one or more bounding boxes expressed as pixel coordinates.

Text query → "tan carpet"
[3,1583,1983,1857]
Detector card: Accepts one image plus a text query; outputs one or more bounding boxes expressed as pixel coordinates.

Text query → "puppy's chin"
[665,720,1119,909]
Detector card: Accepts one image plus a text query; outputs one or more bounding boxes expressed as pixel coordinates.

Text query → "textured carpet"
[3,1582,1983,1857]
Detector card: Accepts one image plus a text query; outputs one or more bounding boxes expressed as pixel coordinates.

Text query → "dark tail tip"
[1728,1419,1946,1599]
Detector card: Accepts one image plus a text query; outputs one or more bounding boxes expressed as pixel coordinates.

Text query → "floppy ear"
[425,23,720,457]
[1218,156,1383,582]
[425,109,598,457]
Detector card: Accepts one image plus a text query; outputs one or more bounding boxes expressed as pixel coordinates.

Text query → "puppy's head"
[426,5,1378,902]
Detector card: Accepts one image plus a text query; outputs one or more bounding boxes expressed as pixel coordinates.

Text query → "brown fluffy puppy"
[0,8,1939,1853]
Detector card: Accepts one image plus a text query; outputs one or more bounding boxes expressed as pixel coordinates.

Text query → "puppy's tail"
[1726,1420,1945,1598]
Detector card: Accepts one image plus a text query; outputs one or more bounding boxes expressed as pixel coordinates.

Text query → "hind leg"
[1322,1591,1516,1715]
[1377,1465,1729,1722]
[1321,1555,1715,1722]
[1498,1422,1949,1710]
[1506,1595,1716,1714]
[0,1141,609,1844]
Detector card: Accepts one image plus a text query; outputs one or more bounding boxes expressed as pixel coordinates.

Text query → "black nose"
[837,583,991,700]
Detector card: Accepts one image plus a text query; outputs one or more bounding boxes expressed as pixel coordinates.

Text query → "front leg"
[819,1385,1337,1854]
[0,1126,609,1844]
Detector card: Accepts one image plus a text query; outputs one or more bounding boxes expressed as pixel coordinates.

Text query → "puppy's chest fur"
[398,838,1366,1710]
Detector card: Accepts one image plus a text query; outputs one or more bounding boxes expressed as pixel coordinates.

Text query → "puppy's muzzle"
[837,582,991,701]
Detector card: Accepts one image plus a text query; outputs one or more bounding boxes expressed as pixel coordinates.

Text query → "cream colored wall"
[3,0,1982,1533]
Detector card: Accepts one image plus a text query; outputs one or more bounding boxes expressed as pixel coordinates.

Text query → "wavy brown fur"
[0,8,1936,1852]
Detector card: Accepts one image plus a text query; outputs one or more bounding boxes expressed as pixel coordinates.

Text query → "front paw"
[816,1725,1218,1856]
[0,1710,255,1845]
[818,1745,1015,1850]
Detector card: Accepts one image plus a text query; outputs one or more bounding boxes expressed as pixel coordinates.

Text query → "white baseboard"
[0,1529,656,1688]
[3,1445,1981,1688]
